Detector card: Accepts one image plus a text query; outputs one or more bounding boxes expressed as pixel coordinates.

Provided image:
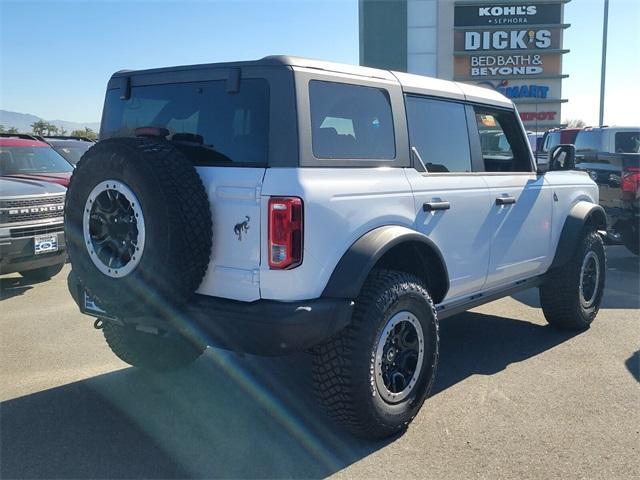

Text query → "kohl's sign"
[454,3,562,27]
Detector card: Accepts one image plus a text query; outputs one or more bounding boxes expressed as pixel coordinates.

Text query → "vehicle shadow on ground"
[625,350,639,383]
[0,276,33,301]
[0,311,579,479]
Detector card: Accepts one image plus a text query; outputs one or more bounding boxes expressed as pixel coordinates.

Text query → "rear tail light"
[268,197,303,269]
[622,166,640,201]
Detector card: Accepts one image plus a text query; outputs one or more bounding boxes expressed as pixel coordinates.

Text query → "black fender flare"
[321,225,449,303]
[550,201,607,269]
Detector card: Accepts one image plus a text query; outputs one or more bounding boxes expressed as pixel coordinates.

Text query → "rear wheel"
[312,269,439,439]
[540,231,606,330]
[19,263,64,282]
[103,322,204,372]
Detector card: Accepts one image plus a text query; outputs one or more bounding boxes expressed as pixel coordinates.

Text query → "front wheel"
[312,269,439,439]
[540,231,606,330]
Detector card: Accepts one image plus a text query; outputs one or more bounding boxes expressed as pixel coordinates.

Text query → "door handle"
[423,201,451,212]
[495,196,516,206]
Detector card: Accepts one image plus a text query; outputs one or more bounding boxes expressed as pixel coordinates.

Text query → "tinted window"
[50,142,93,165]
[473,109,531,172]
[102,79,269,165]
[574,130,602,152]
[542,131,560,152]
[309,80,395,159]
[0,146,73,175]
[405,96,471,173]
[615,131,640,153]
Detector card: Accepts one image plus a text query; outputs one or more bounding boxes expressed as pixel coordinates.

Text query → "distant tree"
[0,125,5,133]
[44,123,58,136]
[70,127,97,141]
[565,119,587,128]
[7,127,19,134]
[31,120,48,135]
[58,126,68,136]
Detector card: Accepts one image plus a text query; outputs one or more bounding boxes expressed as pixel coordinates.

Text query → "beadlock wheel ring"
[579,250,600,309]
[374,311,425,404]
[83,180,146,278]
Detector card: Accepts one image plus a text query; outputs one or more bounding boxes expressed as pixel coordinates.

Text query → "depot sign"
[517,103,563,126]
[454,3,561,26]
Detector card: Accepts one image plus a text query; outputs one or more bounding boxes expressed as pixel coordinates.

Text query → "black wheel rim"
[83,180,145,277]
[374,311,425,403]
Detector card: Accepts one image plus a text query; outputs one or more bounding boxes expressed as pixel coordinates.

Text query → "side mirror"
[549,144,576,171]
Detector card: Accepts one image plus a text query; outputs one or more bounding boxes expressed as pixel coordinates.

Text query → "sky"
[0,0,638,126]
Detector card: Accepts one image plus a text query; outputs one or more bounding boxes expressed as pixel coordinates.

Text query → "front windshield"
[0,146,73,175]
[51,143,92,165]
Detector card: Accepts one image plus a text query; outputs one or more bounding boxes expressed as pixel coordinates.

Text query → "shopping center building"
[359,0,569,130]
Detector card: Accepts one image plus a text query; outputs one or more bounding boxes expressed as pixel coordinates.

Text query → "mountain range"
[0,110,100,134]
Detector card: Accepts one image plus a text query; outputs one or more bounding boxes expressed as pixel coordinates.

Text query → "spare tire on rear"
[65,137,212,317]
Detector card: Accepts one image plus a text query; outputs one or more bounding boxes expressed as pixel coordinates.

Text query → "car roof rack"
[43,135,96,142]
[0,132,44,141]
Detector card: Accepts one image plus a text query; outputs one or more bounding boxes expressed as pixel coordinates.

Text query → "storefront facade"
[359,0,569,130]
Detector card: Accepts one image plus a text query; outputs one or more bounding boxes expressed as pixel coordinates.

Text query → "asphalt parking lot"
[1,245,638,479]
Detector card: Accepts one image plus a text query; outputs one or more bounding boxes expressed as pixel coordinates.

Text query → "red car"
[0,134,73,187]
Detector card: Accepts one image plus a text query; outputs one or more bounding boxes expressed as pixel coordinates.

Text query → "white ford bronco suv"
[66,56,607,439]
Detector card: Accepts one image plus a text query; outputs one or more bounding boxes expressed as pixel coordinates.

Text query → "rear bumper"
[0,232,67,274]
[68,270,354,356]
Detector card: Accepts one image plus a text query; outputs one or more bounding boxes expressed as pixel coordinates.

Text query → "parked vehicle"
[0,134,73,187]
[527,131,544,152]
[65,56,607,439]
[573,126,640,255]
[537,127,581,163]
[0,176,67,280]
[43,135,95,165]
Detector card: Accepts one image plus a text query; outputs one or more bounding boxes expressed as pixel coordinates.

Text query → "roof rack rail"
[43,135,96,142]
[0,132,43,141]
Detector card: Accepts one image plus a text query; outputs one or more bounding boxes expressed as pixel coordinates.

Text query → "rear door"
[471,107,553,287]
[404,95,494,301]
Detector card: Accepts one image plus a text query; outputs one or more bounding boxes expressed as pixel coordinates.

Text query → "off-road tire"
[19,263,64,282]
[540,231,606,330]
[103,322,204,372]
[312,269,439,439]
[65,137,212,317]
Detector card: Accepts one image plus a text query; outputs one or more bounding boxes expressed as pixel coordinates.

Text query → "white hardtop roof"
[115,55,514,109]
[263,56,512,109]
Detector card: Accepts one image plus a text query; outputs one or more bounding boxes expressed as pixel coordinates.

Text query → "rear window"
[615,131,640,153]
[0,146,73,175]
[102,79,270,166]
[309,80,395,160]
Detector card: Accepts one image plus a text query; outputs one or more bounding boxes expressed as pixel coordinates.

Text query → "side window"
[574,131,601,152]
[614,131,640,153]
[309,80,395,160]
[473,108,532,172]
[405,96,472,173]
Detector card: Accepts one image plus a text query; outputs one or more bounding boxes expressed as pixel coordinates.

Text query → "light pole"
[598,0,609,126]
